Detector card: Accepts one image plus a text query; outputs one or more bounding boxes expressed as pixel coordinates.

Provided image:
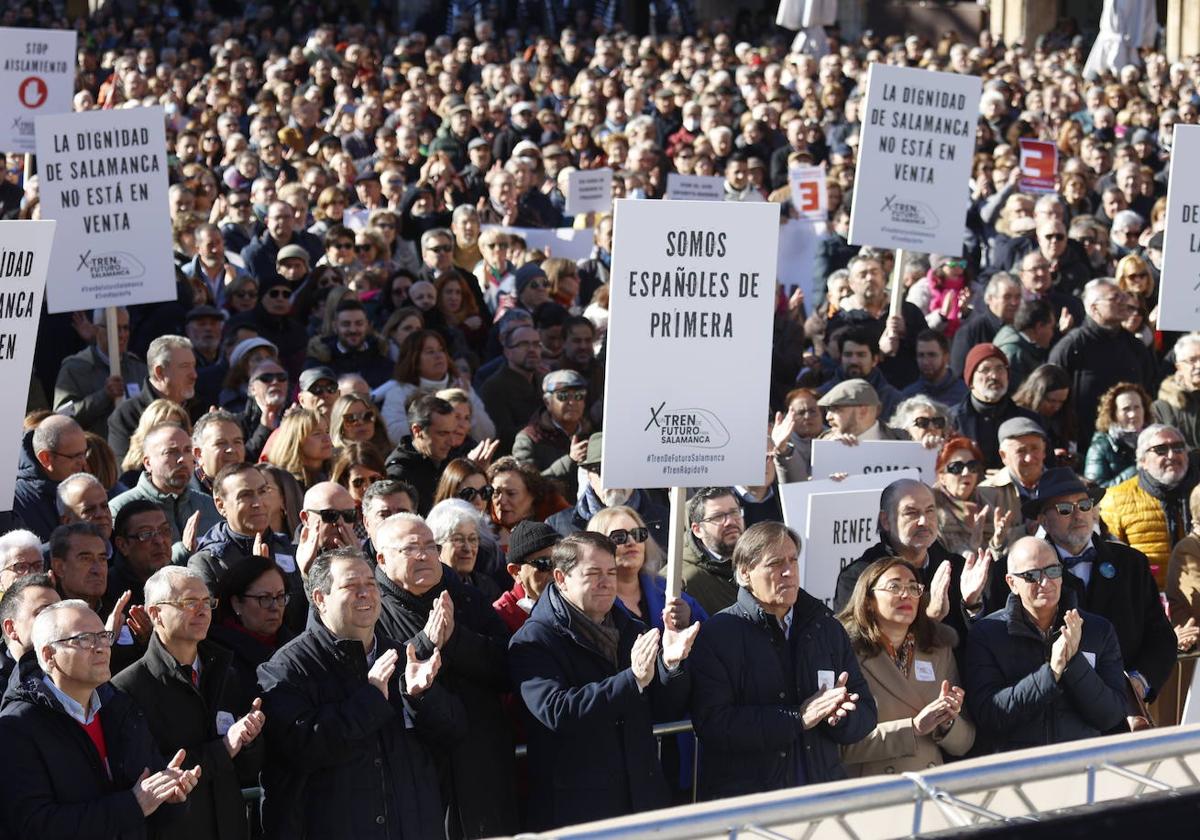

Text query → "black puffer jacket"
[688,586,877,800]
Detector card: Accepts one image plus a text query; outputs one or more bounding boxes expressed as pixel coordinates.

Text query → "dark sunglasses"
[911,416,947,430]
[944,459,982,475]
[265,288,290,298]
[522,557,553,572]
[1041,233,1065,242]
[254,372,287,384]
[308,508,358,524]
[307,383,338,396]
[345,410,376,424]
[1051,499,1094,515]
[355,244,374,253]
[228,200,250,209]
[608,527,649,545]
[426,244,452,254]
[232,288,257,299]
[1148,442,1188,456]
[458,485,495,503]
[1010,565,1064,585]
[333,241,354,250]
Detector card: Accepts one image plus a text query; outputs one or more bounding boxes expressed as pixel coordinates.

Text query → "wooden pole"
[104,306,121,403]
[664,486,688,601]
[889,247,907,317]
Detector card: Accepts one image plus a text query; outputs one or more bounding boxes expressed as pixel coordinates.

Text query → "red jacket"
[493,584,531,634]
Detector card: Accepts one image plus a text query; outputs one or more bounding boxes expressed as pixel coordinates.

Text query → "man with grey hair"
[0,600,201,835]
[1099,423,1199,582]
[53,306,147,436]
[239,198,321,281]
[56,472,114,542]
[16,414,89,541]
[108,334,199,462]
[1153,332,1200,450]
[834,478,1002,649]
[1051,278,1156,448]
[112,565,265,840]
[373,511,518,837]
[950,273,1021,377]
[0,530,46,595]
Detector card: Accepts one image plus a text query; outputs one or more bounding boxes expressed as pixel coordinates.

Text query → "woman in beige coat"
[837,557,975,776]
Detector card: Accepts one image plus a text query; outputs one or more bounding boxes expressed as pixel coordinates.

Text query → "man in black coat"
[15,417,87,542]
[1049,279,1158,449]
[384,395,457,516]
[508,532,698,831]
[1029,469,1177,706]
[948,274,1021,377]
[688,521,876,800]
[372,514,517,839]
[0,601,200,839]
[108,335,201,463]
[257,548,464,840]
[112,567,265,840]
[834,479,1001,653]
[0,574,59,692]
[478,322,544,456]
[949,343,1044,469]
[965,537,1129,751]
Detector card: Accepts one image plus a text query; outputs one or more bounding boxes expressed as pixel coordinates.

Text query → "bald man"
[16,415,88,541]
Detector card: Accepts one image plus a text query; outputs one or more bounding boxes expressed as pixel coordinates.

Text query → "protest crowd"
[2,0,1200,836]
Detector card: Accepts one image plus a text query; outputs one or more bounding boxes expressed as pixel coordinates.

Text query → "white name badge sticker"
[1083,651,1096,669]
[914,660,936,682]
[275,553,297,573]
[817,670,835,691]
[216,711,236,736]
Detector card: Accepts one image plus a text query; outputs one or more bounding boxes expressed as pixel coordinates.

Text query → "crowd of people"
[3,1,1200,837]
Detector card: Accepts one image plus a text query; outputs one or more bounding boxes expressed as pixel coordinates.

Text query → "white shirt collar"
[42,676,102,725]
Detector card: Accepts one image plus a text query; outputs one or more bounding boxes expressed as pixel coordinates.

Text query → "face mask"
[684,117,700,132]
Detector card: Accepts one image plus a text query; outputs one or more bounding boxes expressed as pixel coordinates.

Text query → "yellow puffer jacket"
[1098,475,1172,587]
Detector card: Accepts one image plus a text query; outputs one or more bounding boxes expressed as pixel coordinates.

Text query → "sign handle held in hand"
[664,486,687,601]
[890,247,906,317]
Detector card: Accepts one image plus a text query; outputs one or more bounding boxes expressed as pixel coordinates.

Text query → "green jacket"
[681,532,738,617]
[53,346,148,437]
[109,471,221,565]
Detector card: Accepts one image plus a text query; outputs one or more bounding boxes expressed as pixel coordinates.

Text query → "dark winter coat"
[13,431,61,542]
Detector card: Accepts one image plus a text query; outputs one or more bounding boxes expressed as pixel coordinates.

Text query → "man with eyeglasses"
[901,330,968,406]
[16,414,90,541]
[494,520,560,633]
[110,424,222,566]
[0,529,47,596]
[303,298,392,388]
[1050,278,1156,450]
[513,369,592,500]
[1100,424,1199,588]
[109,500,173,610]
[417,227,486,313]
[296,366,339,421]
[817,379,910,445]
[245,360,291,459]
[53,306,148,436]
[680,487,748,616]
[1026,218,1091,298]
[218,189,255,254]
[373,512,519,837]
[0,573,59,692]
[479,322,544,455]
[0,600,202,837]
[112,566,265,840]
[964,536,1129,752]
[1152,332,1200,451]
[1027,469,1175,724]
[295,482,361,577]
[257,547,459,839]
[191,464,306,634]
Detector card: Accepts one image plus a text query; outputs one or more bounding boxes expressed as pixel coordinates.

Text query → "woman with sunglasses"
[889,396,952,451]
[433,458,494,514]
[1087,382,1153,488]
[223,274,259,316]
[329,393,390,453]
[208,555,295,712]
[307,186,350,239]
[837,557,973,776]
[234,275,308,378]
[934,437,1020,559]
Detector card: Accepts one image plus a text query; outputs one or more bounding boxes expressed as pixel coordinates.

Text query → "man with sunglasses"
[1050,278,1156,450]
[1028,469,1175,720]
[513,370,592,500]
[1099,424,1199,588]
[190,463,307,634]
[494,520,560,633]
[296,366,339,421]
[112,566,265,840]
[964,536,1129,752]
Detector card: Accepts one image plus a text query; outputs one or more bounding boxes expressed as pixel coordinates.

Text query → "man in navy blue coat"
[689,522,876,800]
[508,532,699,831]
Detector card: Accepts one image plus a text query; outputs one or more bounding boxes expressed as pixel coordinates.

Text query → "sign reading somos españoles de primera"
[601,198,779,489]
[848,63,981,256]
[35,106,176,314]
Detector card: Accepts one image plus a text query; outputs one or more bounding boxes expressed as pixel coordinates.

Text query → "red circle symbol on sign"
[18,77,48,109]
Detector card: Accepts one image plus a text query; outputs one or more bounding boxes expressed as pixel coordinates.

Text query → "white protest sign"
[804,489,883,605]
[601,199,779,488]
[665,173,725,202]
[0,27,77,154]
[1156,124,1200,331]
[849,63,981,255]
[779,470,920,532]
[777,217,825,302]
[566,167,613,215]
[811,439,938,484]
[480,224,594,262]
[0,220,54,510]
[788,165,828,221]
[342,208,371,231]
[36,106,177,313]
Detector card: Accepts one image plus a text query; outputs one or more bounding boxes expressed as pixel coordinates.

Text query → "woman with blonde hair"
[265,408,333,489]
[329,392,390,453]
[119,399,192,479]
[1115,252,1156,309]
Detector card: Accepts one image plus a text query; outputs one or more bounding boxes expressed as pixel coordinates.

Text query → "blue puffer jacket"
[964,592,1128,752]
[688,586,877,801]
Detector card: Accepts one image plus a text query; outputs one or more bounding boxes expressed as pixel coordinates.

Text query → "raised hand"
[223,698,266,758]
[800,671,858,729]
[959,548,993,607]
[1177,617,1200,652]
[630,628,660,690]
[661,597,692,633]
[771,410,797,451]
[295,522,321,577]
[405,643,442,697]
[182,511,201,554]
[252,530,269,559]
[106,590,131,636]
[368,648,400,700]
[661,620,700,669]
[127,604,153,645]
[925,562,952,622]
